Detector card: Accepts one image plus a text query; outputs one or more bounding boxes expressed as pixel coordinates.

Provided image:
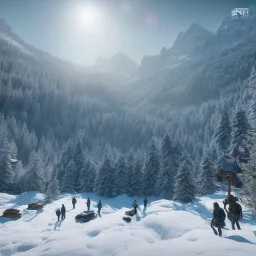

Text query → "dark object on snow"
[224,195,242,230]
[144,197,148,208]
[75,210,97,222]
[97,200,102,214]
[28,202,43,210]
[132,200,138,214]
[211,202,226,237]
[56,209,61,221]
[2,208,21,219]
[123,216,131,223]
[72,197,77,209]
[125,208,136,216]
[61,204,66,220]
[87,198,91,211]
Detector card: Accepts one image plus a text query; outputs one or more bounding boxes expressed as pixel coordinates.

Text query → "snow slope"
[0,31,32,56]
[0,192,255,256]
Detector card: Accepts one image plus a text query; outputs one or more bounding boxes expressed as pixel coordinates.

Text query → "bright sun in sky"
[75,5,102,34]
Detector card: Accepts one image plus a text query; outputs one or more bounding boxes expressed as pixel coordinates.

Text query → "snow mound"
[0,192,255,256]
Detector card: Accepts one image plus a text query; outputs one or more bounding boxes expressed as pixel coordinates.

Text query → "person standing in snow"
[61,204,66,220]
[133,200,138,214]
[97,200,102,214]
[87,198,91,211]
[143,197,148,209]
[56,208,61,221]
[224,195,242,230]
[211,202,226,237]
[72,196,77,209]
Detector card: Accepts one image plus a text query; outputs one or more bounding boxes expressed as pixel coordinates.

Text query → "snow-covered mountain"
[93,52,138,77]
[0,192,255,256]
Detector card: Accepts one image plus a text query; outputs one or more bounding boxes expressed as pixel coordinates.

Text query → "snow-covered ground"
[0,192,255,256]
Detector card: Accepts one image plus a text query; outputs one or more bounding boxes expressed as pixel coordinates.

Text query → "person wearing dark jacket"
[72,197,77,209]
[97,200,102,214]
[133,200,138,214]
[87,198,91,211]
[56,209,61,221]
[61,204,66,220]
[144,197,148,209]
[224,195,242,230]
[211,202,226,237]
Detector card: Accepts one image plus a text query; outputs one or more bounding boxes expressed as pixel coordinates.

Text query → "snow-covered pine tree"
[61,159,76,192]
[26,150,45,193]
[0,139,14,193]
[197,149,216,195]
[143,139,160,196]
[249,67,256,121]
[73,139,86,191]
[94,157,114,197]
[130,157,143,196]
[173,152,196,203]
[44,175,60,204]
[155,134,176,199]
[78,158,96,192]
[126,153,135,196]
[231,109,250,147]
[113,155,128,196]
[239,121,256,211]
[215,106,232,154]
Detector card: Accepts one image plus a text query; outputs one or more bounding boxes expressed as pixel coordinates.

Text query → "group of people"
[211,195,243,237]
[132,197,148,214]
[55,197,103,221]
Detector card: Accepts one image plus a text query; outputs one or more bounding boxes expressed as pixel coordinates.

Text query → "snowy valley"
[0,191,255,256]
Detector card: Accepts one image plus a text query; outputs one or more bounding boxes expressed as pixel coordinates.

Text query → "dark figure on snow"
[133,200,138,214]
[211,202,226,237]
[144,197,148,209]
[97,200,102,214]
[61,204,66,220]
[224,195,242,230]
[56,208,61,222]
[87,198,91,211]
[72,196,77,209]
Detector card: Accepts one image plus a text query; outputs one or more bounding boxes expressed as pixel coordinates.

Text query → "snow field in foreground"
[0,192,256,256]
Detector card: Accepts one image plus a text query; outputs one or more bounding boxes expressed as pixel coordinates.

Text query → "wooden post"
[227,175,231,197]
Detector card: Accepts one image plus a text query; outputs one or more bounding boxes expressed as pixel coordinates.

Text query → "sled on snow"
[27,202,43,210]
[125,208,136,216]
[75,210,97,222]
[2,209,22,219]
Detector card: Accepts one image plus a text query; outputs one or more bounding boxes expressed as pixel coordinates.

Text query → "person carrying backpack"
[72,196,77,209]
[225,195,242,230]
[56,208,61,221]
[132,200,138,214]
[211,202,226,237]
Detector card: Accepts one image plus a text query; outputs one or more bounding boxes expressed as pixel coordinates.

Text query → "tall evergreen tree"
[126,153,135,196]
[155,134,176,199]
[113,155,128,196]
[215,106,231,153]
[143,139,160,196]
[26,151,45,193]
[231,109,250,147]
[78,159,96,192]
[197,150,216,195]
[0,140,13,192]
[130,157,143,196]
[61,159,76,192]
[94,157,114,197]
[44,175,60,204]
[173,152,196,203]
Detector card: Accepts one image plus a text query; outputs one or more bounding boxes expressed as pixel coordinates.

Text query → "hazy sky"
[0,0,255,65]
